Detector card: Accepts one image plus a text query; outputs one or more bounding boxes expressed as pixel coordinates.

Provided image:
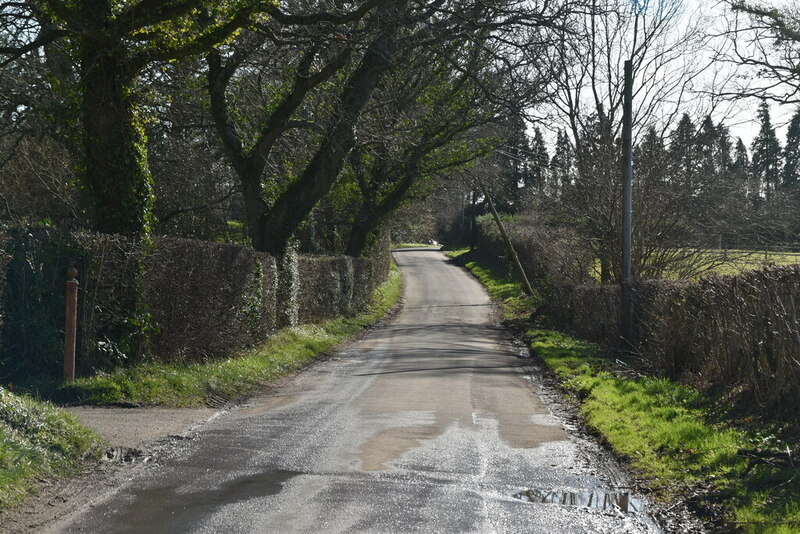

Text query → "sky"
[688,0,795,148]
[531,0,797,151]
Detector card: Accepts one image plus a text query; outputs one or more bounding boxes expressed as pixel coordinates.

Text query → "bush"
[475,215,594,287]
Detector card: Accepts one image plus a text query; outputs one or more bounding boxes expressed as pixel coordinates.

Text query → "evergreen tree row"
[498,103,800,244]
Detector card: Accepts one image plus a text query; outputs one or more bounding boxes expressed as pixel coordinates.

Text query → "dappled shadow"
[354,362,522,377]
[404,304,490,310]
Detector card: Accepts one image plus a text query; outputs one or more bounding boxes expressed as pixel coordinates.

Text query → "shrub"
[476,215,594,287]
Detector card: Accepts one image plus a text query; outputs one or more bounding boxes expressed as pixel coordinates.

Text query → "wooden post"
[481,186,535,296]
[64,267,78,382]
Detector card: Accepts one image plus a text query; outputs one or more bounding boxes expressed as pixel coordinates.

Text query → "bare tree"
[542,0,717,282]
[715,1,800,103]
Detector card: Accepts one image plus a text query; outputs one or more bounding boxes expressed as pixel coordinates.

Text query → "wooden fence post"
[64,267,78,382]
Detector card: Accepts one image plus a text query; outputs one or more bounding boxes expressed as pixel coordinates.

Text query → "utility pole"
[481,186,534,296]
[621,59,634,344]
[470,191,477,251]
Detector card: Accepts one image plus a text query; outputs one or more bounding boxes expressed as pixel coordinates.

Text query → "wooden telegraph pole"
[64,267,78,381]
[621,59,634,344]
[481,186,534,296]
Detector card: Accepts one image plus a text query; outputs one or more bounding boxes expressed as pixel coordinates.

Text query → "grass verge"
[450,249,800,534]
[0,387,103,508]
[57,263,403,407]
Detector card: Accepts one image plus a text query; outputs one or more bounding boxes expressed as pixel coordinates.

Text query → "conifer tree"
[498,114,530,212]
[696,116,718,178]
[751,100,782,202]
[529,127,550,195]
[733,138,750,169]
[731,138,751,201]
[635,126,669,188]
[783,106,800,188]
[550,129,574,196]
[669,113,698,195]
[714,124,733,174]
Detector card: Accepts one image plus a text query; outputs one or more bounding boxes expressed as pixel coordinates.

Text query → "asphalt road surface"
[51,249,659,533]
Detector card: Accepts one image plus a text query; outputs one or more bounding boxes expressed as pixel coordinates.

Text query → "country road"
[50,249,659,533]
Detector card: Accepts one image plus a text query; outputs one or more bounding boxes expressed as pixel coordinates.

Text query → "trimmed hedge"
[141,238,278,363]
[476,218,800,428]
[297,256,388,324]
[0,228,389,385]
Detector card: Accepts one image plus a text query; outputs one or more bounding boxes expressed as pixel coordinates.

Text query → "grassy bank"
[0,387,103,508]
[449,249,800,533]
[58,263,403,407]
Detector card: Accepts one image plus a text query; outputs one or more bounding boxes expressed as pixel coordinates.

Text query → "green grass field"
[588,248,800,282]
[705,248,800,276]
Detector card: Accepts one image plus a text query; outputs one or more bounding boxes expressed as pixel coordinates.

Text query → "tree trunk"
[259,4,401,255]
[345,161,418,257]
[600,258,612,283]
[345,204,375,257]
[206,47,350,253]
[81,45,154,235]
[240,170,270,252]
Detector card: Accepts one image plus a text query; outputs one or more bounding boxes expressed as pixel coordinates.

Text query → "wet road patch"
[92,470,302,534]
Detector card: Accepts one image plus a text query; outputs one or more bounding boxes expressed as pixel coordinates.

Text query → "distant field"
[705,249,800,276]
[590,248,800,282]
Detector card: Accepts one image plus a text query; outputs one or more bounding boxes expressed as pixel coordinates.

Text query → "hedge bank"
[475,219,800,430]
[0,228,390,388]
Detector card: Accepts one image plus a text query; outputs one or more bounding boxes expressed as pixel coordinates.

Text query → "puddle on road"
[513,489,645,513]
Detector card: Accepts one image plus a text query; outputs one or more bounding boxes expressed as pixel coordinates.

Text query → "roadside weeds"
[0,388,103,510]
